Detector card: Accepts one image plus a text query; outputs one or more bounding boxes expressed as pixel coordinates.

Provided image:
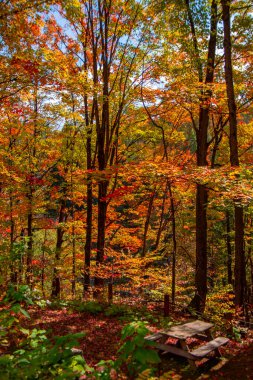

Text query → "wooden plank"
[191,337,229,358]
[195,333,210,341]
[145,333,164,341]
[153,342,195,360]
[184,320,214,330]
[71,348,84,357]
[161,320,213,339]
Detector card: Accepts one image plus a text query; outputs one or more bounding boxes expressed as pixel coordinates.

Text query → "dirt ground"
[209,343,253,380]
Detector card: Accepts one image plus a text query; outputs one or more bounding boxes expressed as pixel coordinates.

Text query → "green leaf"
[134,348,161,364]
[11,304,21,314]
[118,340,135,358]
[19,308,30,319]
[136,326,149,337]
[16,358,31,365]
[14,349,26,355]
[133,335,145,347]
[121,323,136,339]
[20,328,30,335]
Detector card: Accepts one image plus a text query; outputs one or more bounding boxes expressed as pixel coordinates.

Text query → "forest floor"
[207,343,253,380]
[16,305,252,379]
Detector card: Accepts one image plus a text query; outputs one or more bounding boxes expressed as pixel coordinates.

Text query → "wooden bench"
[145,320,229,368]
[145,321,230,366]
[190,337,229,358]
[149,337,229,360]
[145,332,164,342]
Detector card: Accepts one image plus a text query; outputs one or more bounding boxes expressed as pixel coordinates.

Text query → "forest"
[0,0,253,379]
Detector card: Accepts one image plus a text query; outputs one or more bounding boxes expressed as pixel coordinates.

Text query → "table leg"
[205,329,214,340]
[179,339,196,369]
[205,329,221,357]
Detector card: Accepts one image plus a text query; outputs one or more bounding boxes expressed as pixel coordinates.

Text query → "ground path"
[210,343,253,379]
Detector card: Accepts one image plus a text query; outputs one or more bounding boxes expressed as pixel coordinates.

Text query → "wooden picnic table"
[145,320,229,367]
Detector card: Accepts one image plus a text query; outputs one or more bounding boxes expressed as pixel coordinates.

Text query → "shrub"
[76,301,104,314]
[0,330,87,380]
[116,321,161,378]
[105,304,131,317]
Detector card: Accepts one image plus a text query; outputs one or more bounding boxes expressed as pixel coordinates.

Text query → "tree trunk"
[168,182,177,306]
[9,193,17,284]
[226,211,233,285]
[83,26,94,295]
[84,179,92,292]
[234,205,245,305]
[51,202,66,298]
[142,191,155,257]
[95,3,110,290]
[189,184,208,312]
[249,253,253,304]
[26,85,38,287]
[72,224,76,297]
[41,229,47,297]
[222,0,246,307]
[154,181,168,250]
[188,0,217,313]
[96,180,108,264]
[26,191,33,286]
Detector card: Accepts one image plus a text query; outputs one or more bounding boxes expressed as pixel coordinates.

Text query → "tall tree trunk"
[72,224,76,297]
[226,211,233,285]
[19,228,25,284]
[9,193,17,284]
[84,177,92,292]
[188,0,217,313]
[26,84,38,287]
[95,3,110,288]
[190,184,208,312]
[154,181,168,250]
[96,180,108,264]
[142,191,155,257]
[82,24,94,295]
[41,229,47,297]
[84,120,92,291]
[51,202,66,298]
[234,205,245,305]
[222,0,246,307]
[249,253,253,304]
[26,190,33,286]
[168,182,177,306]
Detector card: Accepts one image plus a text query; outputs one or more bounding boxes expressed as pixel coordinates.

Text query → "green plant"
[104,303,131,317]
[46,299,70,310]
[1,288,162,380]
[4,284,33,308]
[0,330,88,379]
[0,286,89,379]
[76,301,105,314]
[0,285,34,348]
[231,326,242,342]
[116,321,161,378]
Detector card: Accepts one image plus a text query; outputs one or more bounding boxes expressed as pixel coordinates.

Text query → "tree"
[221,0,246,307]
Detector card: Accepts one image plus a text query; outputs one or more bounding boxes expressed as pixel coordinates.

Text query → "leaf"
[118,340,135,358]
[16,358,31,365]
[20,328,30,335]
[19,308,30,319]
[121,323,136,340]
[134,348,161,364]
[133,335,145,347]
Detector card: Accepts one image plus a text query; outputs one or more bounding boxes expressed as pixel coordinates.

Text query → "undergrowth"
[0,285,162,380]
